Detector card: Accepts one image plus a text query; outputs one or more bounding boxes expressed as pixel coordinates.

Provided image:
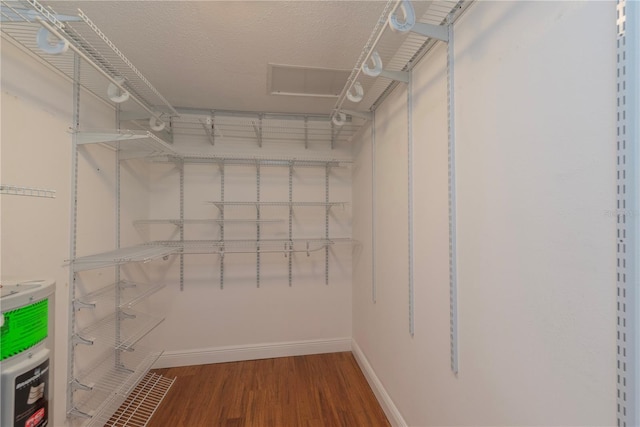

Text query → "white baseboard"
[351,339,407,427]
[153,337,352,369]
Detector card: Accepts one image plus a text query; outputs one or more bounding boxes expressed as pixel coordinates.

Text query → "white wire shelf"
[70,347,164,426]
[0,0,178,121]
[103,372,175,427]
[151,238,352,255]
[76,281,166,310]
[207,201,349,210]
[75,309,164,350]
[75,130,176,159]
[169,111,360,147]
[134,218,284,226]
[70,244,179,272]
[332,0,465,120]
[0,184,56,198]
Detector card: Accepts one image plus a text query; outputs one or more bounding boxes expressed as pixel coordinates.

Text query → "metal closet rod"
[173,107,339,122]
[36,17,164,123]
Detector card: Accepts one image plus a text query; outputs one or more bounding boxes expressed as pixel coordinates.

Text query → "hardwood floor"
[147,352,390,427]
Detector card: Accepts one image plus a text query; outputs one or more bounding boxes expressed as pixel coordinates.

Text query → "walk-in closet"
[0,1,634,426]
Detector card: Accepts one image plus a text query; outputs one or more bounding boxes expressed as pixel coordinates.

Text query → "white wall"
[1,39,117,426]
[144,123,353,366]
[352,1,617,425]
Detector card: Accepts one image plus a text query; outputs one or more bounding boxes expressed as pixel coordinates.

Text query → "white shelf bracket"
[342,109,373,121]
[411,22,449,42]
[69,379,93,392]
[73,300,96,311]
[68,408,92,419]
[252,114,264,147]
[362,51,410,83]
[200,116,215,145]
[72,334,94,346]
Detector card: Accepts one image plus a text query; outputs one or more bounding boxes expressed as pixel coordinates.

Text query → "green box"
[1,299,49,361]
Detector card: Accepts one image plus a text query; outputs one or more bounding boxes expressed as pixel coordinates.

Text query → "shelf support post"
[67,52,81,417]
[325,163,330,285]
[179,158,185,291]
[372,110,377,303]
[288,162,294,286]
[256,162,261,288]
[408,70,415,337]
[447,18,459,375]
[616,1,639,425]
[219,162,225,289]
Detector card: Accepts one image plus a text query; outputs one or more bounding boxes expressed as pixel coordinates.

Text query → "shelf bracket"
[68,408,92,419]
[411,22,449,42]
[342,109,373,121]
[72,334,94,346]
[252,114,263,147]
[200,116,215,146]
[69,378,93,392]
[379,69,410,83]
[120,311,136,320]
[73,300,96,311]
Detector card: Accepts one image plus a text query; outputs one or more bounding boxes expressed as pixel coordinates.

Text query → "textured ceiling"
[48,1,388,115]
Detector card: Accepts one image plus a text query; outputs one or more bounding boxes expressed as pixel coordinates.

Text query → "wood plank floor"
[148,352,390,427]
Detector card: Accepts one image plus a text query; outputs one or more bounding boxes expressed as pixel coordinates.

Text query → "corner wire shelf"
[151,238,352,255]
[0,184,56,198]
[74,309,164,350]
[167,110,360,147]
[331,0,467,122]
[0,0,178,122]
[75,129,176,160]
[70,244,179,272]
[70,347,168,426]
[75,281,166,310]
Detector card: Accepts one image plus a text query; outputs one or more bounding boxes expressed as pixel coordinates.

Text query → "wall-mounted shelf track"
[70,245,179,272]
[0,184,56,198]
